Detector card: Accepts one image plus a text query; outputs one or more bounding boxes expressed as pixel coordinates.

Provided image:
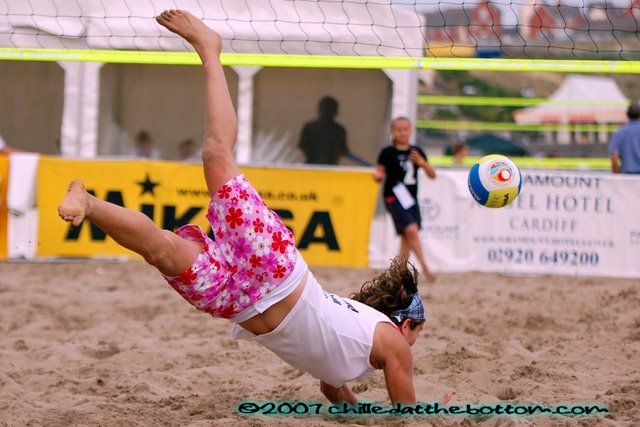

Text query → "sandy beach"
[1,260,638,426]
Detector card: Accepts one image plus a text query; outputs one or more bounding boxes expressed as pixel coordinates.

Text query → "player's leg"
[58,180,203,277]
[403,224,435,282]
[399,234,410,259]
[156,10,240,196]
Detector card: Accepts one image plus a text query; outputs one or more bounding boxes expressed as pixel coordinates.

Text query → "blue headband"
[390,292,425,322]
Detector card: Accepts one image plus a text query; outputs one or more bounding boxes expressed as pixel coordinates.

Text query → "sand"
[1,260,638,426]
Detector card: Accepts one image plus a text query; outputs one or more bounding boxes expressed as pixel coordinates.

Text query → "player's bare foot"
[156,10,222,54]
[58,180,90,227]
[422,266,437,283]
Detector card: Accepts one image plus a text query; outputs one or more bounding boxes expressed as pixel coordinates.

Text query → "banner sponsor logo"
[37,158,377,267]
[371,169,640,278]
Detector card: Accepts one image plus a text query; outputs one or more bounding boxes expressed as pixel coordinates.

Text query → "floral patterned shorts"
[162,174,298,319]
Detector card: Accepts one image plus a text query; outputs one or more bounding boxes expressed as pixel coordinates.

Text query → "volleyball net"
[2,0,639,164]
[0,0,639,72]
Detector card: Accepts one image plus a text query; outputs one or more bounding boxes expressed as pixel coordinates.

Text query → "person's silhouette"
[298,96,348,165]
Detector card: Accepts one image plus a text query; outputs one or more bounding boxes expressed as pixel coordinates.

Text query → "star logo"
[137,173,160,197]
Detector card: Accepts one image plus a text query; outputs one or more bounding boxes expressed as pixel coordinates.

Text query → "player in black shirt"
[373,117,437,283]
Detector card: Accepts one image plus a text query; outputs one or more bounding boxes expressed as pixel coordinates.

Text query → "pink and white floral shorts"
[162,174,298,319]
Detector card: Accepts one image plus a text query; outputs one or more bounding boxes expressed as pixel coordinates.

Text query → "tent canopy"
[1,1,424,161]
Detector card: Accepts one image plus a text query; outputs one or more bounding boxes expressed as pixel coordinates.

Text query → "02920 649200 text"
[486,248,599,267]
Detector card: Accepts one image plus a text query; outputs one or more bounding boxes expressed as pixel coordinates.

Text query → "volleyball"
[467,154,522,208]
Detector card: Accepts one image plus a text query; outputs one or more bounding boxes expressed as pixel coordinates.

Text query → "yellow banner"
[0,156,8,259]
[37,157,378,267]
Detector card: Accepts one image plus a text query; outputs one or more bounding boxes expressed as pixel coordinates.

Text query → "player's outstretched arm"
[372,323,416,404]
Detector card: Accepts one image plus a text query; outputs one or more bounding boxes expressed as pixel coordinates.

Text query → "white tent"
[514,74,629,125]
[513,74,629,145]
[0,0,424,163]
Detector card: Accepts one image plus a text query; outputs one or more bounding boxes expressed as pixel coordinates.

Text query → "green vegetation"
[437,70,520,122]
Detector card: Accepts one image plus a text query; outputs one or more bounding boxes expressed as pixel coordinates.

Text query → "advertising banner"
[0,156,8,259]
[370,169,640,278]
[37,157,378,267]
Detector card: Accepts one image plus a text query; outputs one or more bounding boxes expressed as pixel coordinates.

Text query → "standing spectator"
[178,138,201,162]
[298,96,348,165]
[0,133,20,155]
[0,133,8,155]
[451,142,469,165]
[134,130,161,159]
[373,117,437,283]
[610,101,640,174]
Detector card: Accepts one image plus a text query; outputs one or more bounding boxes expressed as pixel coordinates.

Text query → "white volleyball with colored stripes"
[467,154,522,208]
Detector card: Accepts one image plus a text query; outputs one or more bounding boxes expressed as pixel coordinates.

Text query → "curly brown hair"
[349,255,423,328]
